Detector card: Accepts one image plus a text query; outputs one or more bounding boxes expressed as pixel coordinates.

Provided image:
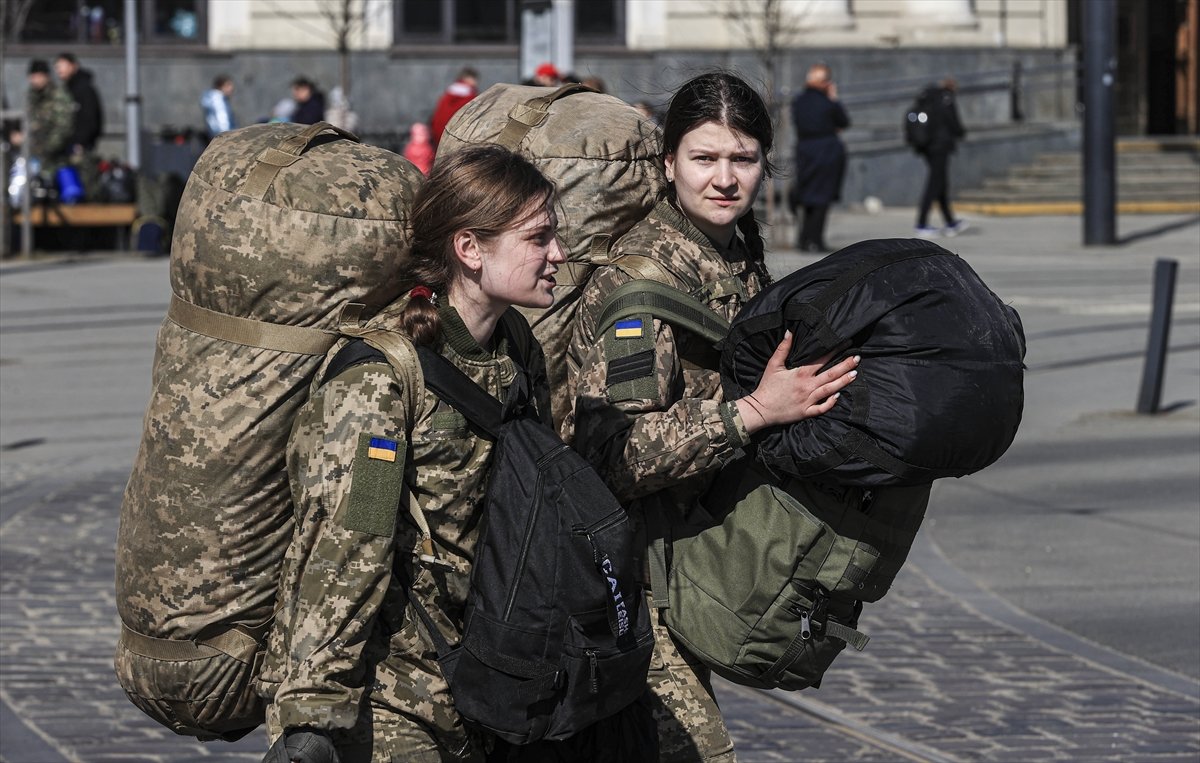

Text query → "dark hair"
[661,71,775,262]
[54,52,78,66]
[213,74,232,89]
[402,145,556,345]
[28,59,51,76]
[291,77,314,90]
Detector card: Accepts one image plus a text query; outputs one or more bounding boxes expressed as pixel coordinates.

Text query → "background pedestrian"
[914,77,968,237]
[200,74,236,139]
[430,67,478,147]
[289,77,325,125]
[53,53,103,157]
[790,63,850,253]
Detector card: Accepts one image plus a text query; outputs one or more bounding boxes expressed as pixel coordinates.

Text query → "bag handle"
[241,121,360,200]
[495,83,595,150]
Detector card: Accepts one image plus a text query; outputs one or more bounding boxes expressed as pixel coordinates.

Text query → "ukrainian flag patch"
[614,318,644,339]
[367,437,398,462]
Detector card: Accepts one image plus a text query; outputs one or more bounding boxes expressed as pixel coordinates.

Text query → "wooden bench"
[11,203,139,250]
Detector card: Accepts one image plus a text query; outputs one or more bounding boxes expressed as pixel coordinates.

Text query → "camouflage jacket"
[261,301,548,756]
[26,84,74,166]
[565,198,772,517]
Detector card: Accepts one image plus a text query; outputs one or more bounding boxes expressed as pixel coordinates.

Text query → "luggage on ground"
[435,83,665,428]
[113,121,425,741]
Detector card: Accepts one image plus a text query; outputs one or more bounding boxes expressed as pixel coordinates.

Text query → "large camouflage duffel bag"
[114,122,424,741]
[435,83,665,429]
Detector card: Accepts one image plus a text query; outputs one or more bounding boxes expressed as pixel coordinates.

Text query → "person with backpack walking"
[260,146,571,762]
[912,78,968,237]
[565,72,860,762]
[790,63,850,253]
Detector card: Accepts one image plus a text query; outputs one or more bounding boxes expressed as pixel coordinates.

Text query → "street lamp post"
[125,0,142,170]
[1082,0,1117,246]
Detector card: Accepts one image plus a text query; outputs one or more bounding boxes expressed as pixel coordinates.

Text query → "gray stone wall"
[3,45,1077,201]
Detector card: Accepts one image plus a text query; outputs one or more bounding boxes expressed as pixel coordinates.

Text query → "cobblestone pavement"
[1,465,1196,762]
[3,211,1198,762]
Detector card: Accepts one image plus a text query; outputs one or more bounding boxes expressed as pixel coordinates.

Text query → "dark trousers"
[917,151,956,228]
[798,204,830,249]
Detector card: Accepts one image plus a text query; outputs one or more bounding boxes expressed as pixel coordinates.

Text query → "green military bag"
[660,460,930,691]
[435,83,665,429]
[113,122,425,741]
[593,280,932,692]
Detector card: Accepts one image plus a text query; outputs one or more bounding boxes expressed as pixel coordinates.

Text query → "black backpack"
[361,337,655,745]
[903,91,933,151]
[722,238,1026,487]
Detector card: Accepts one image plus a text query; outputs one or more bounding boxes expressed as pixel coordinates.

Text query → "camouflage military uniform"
[259,301,548,763]
[565,199,772,762]
[26,82,74,170]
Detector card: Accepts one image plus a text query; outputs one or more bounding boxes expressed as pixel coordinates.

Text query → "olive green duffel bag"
[656,460,931,691]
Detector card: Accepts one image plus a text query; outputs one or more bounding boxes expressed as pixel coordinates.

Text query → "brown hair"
[402,145,556,345]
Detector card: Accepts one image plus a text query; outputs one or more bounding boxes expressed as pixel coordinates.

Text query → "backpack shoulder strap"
[415,346,504,440]
[497,308,537,370]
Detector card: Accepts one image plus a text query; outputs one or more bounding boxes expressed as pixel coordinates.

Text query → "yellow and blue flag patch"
[614,318,644,339]
[367,437,398,462]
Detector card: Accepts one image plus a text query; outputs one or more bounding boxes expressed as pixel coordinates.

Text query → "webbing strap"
[596,279,730,347]
[168,294,338,355]
[645,508,670,609]
[240,121,359,200]
[119,622,262,664]
[495,83,595,150]
[826,620,870,651]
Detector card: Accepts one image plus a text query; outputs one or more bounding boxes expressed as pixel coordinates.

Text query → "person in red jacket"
[430,67,479,147]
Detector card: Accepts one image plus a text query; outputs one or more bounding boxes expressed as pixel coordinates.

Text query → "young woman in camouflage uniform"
[565,73,861,762]
[261,146,565,762]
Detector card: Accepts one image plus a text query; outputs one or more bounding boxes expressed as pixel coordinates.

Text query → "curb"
[956,200,1200,216]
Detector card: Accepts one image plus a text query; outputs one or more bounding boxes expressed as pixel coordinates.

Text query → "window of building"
[4,0,206,45]
[395,0,622,45]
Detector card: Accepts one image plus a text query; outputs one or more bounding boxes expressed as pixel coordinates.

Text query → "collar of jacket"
[651,198,749,263]
[438,301,509,362]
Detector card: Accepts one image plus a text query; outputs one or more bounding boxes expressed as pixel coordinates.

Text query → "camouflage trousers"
[646,601,738,762]
[265,702,485,763]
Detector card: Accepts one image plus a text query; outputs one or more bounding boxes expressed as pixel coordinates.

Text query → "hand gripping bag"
[722,238,1026,486]
[113,122,424,741]
[435,83,665,429]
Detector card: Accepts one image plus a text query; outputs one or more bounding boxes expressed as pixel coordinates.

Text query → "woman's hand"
[734,331,859,435]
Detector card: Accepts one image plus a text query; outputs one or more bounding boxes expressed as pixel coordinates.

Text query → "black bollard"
[1136,259,1178,414]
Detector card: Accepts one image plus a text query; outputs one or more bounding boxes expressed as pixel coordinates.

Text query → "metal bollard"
[1135,258,1178,414]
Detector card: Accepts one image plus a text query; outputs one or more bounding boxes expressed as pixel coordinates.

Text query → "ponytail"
[399,286,440,347]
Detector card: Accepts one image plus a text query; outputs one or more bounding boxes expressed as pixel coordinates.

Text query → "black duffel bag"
[722,238,1026,486]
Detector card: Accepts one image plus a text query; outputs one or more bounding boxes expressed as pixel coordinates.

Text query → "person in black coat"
[53,53,103,154]
[914,78,968,236]
[790,64,849,253]
[290,77,326,125]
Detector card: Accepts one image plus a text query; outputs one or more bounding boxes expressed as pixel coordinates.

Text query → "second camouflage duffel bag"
[114,122,424,741]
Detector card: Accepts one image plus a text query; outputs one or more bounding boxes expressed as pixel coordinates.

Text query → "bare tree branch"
[3,0,39,43]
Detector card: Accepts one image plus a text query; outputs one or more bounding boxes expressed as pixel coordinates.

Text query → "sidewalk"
[1,208,1197,761]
